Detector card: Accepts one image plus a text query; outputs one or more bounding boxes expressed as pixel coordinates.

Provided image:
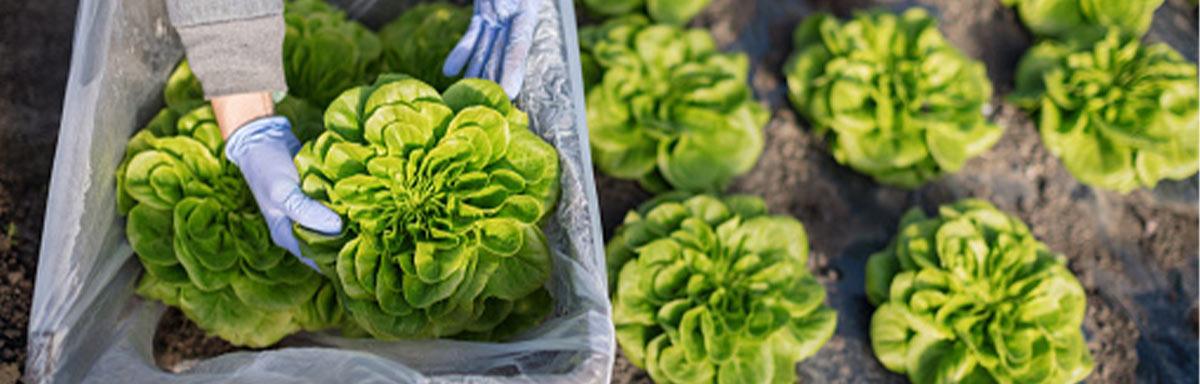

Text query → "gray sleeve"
[166,0,288,99]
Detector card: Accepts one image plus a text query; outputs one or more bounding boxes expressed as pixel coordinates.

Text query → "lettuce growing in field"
[1001,0,1162,42]
[607,194,836,384]
[1012,30,1199,192]
[117,107,343,347]
[785,9,1002,188]
[292,76,560,340]
[866,200,1093,383]
[582,17,767,193]
[582,0,712,25]
[379,2,471,91]
[283,0,382,106]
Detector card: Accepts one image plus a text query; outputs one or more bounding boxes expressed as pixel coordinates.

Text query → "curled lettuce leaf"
[379,2,471,91]
[607,194,836,384]
[785,10,1002,188]
[117,106,343,347]
[581,0,712,25]
[1012,31,1199,193]
[283,0,382,107]
[1001,0,1162,43]
[164,60,206,115]
[866,200,1093,384]
[582,17,767,193]
[293,76,560,340]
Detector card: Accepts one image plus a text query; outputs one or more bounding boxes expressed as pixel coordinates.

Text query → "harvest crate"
[26,0,614,382]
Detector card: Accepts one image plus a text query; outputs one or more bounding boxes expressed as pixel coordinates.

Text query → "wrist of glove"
[444,0,540,98]
[225,116,342,270]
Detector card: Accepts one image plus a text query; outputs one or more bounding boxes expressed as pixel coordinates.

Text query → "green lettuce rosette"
[293,75,560,340]
[866,200,1093,383]
[785,9,1002,188]
[608,194,836,384]
[117,106,343,347]
[1012,30,1199,193]
[283,0,382,107]
[582,16,767,193]
[378,2,472,91]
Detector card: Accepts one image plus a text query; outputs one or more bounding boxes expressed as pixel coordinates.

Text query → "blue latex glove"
[443,0,540,98]
[224,116,342,270]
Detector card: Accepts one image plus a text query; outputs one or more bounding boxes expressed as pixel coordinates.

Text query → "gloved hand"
[224,116,342,270]
[444,0,540,98]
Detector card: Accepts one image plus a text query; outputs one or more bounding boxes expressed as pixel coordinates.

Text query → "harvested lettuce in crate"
[283,0,382,107]
[378,2,471,91]
[116,106,343,347]
[293,75,561,340]
[581,0,712,25]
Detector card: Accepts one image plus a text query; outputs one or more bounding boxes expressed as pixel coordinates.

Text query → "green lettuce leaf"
[293,75,560,340]
[582,0,712,25]
[1001,0,1163,43]
[866,199,1094,383]
[582,16,767,193]
[1012,30,1199,193]
[378,2,471,91]
[118,105,342,347]
[283,0,382,107]
[608,194,836,384]
[785,9,1002,188]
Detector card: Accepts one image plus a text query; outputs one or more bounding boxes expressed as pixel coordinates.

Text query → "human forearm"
[165,0,287,99]
[211,92,274,139]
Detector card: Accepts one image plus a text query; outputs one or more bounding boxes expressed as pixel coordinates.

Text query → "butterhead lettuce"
[293,75,560,340]
[1001,0,1163,43]
[378,2,471,91]
[607,194,836,384]
[785,9,1002,188]
[117,106,343,347]
[283,0,382,107]
[582,16,767,193]
[866,200,1093,383]
[582,0,712,25]
[1012,30,1199,192]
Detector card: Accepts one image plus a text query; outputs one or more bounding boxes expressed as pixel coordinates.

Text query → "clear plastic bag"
[26,0,614,382]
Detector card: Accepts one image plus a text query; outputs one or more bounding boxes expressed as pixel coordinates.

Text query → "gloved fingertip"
[444,49,471,77]
[282,188,343,235]
[312,209,344,235]
[299,202,343,234]
[446,17,485,77]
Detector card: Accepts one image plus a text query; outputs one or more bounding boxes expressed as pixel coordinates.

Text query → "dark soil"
[599,0,1200,383]
[0,0,76,382]
[152,309,242,373]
